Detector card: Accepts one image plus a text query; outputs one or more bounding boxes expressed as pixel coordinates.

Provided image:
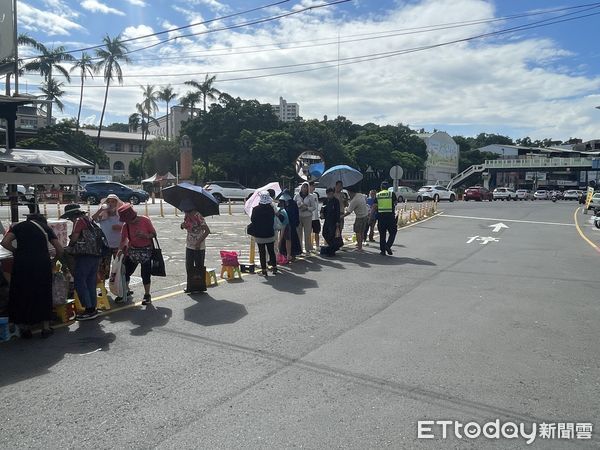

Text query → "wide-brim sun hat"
[60,203,86,219]
[101,194,124,208]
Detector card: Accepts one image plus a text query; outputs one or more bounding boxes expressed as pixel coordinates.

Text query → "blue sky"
[9,0,600,140]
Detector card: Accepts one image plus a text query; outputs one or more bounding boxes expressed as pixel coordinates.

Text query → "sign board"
[525,172,547,181]
[0,1,15,74]
[389,165,403,180]
[80,174,113,184]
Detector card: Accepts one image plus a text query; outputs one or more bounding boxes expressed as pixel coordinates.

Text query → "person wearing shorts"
[344,187,369,251]
[309,182,321,249]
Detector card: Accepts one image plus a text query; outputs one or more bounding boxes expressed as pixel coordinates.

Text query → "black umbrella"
[162,183,220,216]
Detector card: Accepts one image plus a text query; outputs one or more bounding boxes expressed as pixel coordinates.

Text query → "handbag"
[150,237,166,277]
[67,217,110,256]
[109,254,127,297]
[246,222,257,236]
[220,250,239,266]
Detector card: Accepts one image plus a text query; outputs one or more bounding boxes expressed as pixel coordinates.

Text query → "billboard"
[0,1,15,75]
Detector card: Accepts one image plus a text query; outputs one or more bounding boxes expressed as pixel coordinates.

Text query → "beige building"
[147,105,192,140]
[80,129,156,179]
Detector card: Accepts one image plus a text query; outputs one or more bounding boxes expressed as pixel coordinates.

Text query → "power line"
[59,5,600,83]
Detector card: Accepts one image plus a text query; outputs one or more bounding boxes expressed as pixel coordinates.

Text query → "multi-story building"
[0,105,54,132]
[271,97,299,122]
[147,105,192,140]
[414,131,459,185]
[80,129,156,179]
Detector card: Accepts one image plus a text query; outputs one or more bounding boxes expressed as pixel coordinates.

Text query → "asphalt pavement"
[1,200,599,449]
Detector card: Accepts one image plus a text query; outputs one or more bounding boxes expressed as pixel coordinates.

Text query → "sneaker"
[272,267,278,274]
[114,296,126,304]
[142,294,152,305]
[386,246,393,255]
[77,309,99,321]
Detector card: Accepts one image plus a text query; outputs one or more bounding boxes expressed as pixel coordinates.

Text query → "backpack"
[71,217,111,257]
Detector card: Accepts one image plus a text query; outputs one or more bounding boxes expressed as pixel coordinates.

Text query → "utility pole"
[12,0,18,95]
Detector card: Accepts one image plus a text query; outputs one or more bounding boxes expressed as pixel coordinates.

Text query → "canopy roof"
[142,172,177,183]
[0,148,93,169]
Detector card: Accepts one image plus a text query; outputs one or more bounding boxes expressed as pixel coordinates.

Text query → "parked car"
[563,190,581,200]
[80,181,150,205]
[464,186,492,201]
[492,187,518,201]
[417,185,456,202]
[516,189,533,200]
[533,189,549,200]
[1,184,34,201]
[388,186,423,203]
[204,181,255,202]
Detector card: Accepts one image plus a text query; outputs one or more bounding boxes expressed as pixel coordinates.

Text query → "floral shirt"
[184,213,207,250]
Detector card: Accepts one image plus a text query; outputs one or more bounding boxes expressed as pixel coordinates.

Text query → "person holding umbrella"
[249,192,278,276]
[180,199,211,293]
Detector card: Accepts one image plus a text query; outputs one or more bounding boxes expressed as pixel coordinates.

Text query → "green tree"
[128,158,142,180]
[345,134,394,172]
[185,74,221,113]
[180,91,201,117]
[95,34,130,147]
[143,139,179,176]
[137,84,160,176]
[158,85,178,140]
[17,122,107,166]
[3,34,45,95]
[39,78,65,115]
[70,52,97,131]
[105,122,129,132]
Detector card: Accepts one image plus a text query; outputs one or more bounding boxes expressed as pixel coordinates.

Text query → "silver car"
[388,186,423,203]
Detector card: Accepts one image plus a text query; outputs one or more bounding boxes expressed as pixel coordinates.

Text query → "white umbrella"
[244,182,282,215]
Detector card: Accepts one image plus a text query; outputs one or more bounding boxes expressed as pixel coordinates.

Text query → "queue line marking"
[438,213,574,227]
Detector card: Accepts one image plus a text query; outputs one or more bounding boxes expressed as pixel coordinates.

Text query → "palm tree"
[39,78,66,119]
[70,52,97,131]
[180,91,201,117]
[158,85,177,140]
[3,33,44,95]
[25,45,75,83]
[128,112,141,133]
[184,74,221,113]
[138,85,159,176]
[94,34,131,147]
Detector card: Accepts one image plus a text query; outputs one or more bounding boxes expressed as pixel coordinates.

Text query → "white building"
[80,129,156,179]
[271,97,299,122]
[414,131,459,185]
[147,105,193,140]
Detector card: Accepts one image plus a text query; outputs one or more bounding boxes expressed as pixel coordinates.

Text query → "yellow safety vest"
[376,190,393,213]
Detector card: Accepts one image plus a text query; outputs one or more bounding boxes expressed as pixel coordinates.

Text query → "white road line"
[439,213,575,227]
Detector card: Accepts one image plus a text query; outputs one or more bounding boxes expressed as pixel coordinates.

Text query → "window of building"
[113,161,125,171]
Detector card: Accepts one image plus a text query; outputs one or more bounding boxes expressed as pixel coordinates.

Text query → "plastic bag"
[52,272,68,306]
[220,250,239,266]
[109,255,127,297]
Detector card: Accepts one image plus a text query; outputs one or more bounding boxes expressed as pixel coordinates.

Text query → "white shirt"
[310,193,320,220]
[294,193,317,218]
[346,193,369,218]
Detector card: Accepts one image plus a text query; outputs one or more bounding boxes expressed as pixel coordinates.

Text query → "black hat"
[60,203,86,219]
[380,181,390,189]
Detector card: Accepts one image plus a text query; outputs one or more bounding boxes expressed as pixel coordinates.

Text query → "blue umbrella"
[318,165,363,188]
[162,183,220,216]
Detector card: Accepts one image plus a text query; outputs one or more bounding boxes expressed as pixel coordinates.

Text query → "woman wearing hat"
[92,194,124,287]
[180,199,211,293]
[249,192,278,276]
[63,204,102,321]
[1,214,64,338]
[117,203,156,305]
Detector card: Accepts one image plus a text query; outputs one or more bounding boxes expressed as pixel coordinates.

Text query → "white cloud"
[80,0,125,16]
[185,0,228,13]
[49,0,600,140]
[122,24,160,50]
[18,1,84,36]
[124,0,147,6]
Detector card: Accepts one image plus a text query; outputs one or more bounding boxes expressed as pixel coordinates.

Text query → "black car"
[80,182,149,205]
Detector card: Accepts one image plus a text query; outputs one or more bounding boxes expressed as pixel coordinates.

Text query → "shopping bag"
[151,237,166,277]
[109,255,126,297]
[220,250,239,266]
[52,272,68,306]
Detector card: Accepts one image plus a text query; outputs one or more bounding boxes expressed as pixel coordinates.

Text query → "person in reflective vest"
[375,181,398,255]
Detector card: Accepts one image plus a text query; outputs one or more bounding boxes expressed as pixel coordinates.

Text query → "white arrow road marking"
[489,222,509,233]
[467,236,500,245]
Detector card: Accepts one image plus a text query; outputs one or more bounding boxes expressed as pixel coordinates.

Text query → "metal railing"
[484,157,592,169]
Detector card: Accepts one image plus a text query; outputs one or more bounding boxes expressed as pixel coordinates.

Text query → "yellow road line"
[398,212,442,230]
[573,207,600,253]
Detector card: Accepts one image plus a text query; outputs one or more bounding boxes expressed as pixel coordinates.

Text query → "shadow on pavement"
[263,270,320,295]
[0,321,116,388]
[184,294,248,326]
[104,305,173,336]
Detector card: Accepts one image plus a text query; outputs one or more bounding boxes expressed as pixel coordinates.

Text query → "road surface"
[1,200,598,449]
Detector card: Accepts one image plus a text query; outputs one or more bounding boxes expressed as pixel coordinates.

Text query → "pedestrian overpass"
[447,157,596,189]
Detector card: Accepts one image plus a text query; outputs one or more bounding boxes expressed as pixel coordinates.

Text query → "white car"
[493,187,518,201]
[563,190,581,200]
[587,193,600,210]
[388,186,424,203]
[516,189,532,200]
[0,184,34,201]
[533,190,549,200]
[204,181,255,202]
[417,185,456,202]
